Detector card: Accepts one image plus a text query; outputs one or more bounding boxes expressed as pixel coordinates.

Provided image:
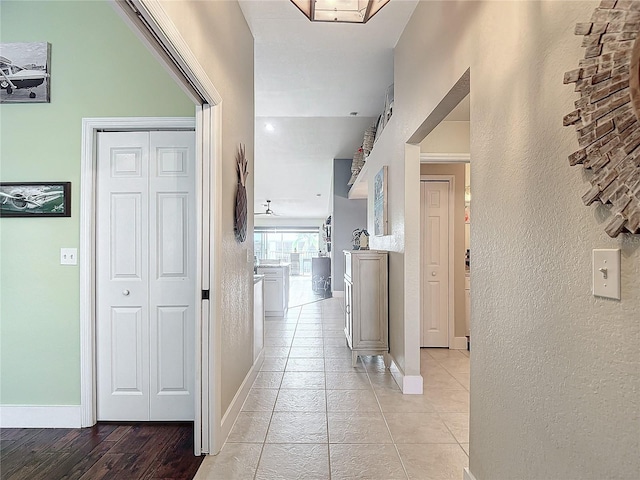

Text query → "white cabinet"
[263,274,282,314]
[344,280,353,345]
[254,276,264,363]
[257,265,289,317]
[344,250,389,367]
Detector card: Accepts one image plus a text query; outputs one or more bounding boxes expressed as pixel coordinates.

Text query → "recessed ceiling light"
[316,193,322,197]
[265,123,275,132]
[350,112,358,116]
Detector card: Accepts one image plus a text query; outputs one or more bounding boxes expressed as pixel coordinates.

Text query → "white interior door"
[421,180,450,347]
[97,130,196,421]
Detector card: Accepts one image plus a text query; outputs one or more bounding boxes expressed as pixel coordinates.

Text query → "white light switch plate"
[60,248,78,265]
[592,249,620,300]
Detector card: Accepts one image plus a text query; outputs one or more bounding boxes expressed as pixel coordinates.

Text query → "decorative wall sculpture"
[564,0,640,237]
[234,144,248,243]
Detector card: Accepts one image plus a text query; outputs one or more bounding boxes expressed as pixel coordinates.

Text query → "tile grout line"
[317,301,333,480]
[252,306,301,480]
[365,357,411,480]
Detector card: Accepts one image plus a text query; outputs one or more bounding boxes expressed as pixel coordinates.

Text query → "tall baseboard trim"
[218,351,264,450]
[402,375,424,394]
[0,405,82,428]
[451,336,468,350]
[463,467,477,480]
[389,357,423,394]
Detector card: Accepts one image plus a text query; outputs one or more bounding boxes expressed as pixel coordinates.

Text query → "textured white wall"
[366,119,410,372]
[159,0,255,417]
[420,121,470,153]
[394,1,640,478]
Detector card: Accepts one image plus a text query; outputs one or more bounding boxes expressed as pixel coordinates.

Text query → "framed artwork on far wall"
[0,182,71,217]
[0,42,51,103]
[374,166,388,236]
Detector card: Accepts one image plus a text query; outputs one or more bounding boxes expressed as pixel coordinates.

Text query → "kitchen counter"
[257,264,290,316]
[253,275,264,363]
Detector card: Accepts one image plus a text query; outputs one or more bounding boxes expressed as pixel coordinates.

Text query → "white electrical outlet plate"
[592,249,620,300]
[60,248,78,265]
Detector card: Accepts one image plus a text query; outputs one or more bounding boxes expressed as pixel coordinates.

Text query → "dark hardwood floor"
[0,423,204,480]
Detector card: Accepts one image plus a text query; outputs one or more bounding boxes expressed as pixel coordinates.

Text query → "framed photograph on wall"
[0,42,51,103]
[374,166,388,236]
[0,182,71,217]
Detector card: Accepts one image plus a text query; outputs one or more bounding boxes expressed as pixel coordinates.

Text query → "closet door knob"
[123,289,130,296]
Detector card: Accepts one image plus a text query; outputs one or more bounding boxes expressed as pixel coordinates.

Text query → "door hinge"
[202,290,210,300]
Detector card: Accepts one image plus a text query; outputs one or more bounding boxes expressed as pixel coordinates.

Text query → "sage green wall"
[0,0,193,405]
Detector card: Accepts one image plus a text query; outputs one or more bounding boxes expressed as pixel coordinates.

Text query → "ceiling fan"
[255,199,278,216]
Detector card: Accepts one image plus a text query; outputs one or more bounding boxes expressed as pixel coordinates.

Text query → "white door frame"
[79,117,197,420]
[420,174,455,348]
[80,112,221,455]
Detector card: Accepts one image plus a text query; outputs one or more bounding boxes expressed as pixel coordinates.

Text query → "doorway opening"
[405,68,470,395]
[79,117,202,432]
[419,95,470,352]
[254,227,331,308]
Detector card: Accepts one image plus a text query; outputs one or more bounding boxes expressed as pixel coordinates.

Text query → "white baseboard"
[218,350,264,450]
[0,405,82,428]
[402,375,424,394]
[451,336,468,350]
[463,467,477,480]
[389,357,423,394]
[388,356,403,390]
[332,290,344,298]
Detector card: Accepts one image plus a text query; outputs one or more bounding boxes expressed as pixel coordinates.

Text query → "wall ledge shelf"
[348,114,395,200]
[348,160,370,199]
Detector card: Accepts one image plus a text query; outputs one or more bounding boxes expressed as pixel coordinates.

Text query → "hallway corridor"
[195,298,469,479]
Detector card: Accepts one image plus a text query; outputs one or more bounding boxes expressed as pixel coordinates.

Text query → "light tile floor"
[288,274,329,308]
[195,298,469,480]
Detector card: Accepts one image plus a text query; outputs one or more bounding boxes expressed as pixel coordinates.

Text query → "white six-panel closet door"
[96,130,195,421]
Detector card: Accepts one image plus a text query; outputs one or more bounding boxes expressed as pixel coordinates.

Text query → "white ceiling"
[239,0,418,220]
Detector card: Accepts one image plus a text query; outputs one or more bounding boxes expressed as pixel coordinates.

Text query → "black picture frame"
[0,182,71,217]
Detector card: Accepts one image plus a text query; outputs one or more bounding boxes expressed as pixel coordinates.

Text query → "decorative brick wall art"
[564,0,640,237]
